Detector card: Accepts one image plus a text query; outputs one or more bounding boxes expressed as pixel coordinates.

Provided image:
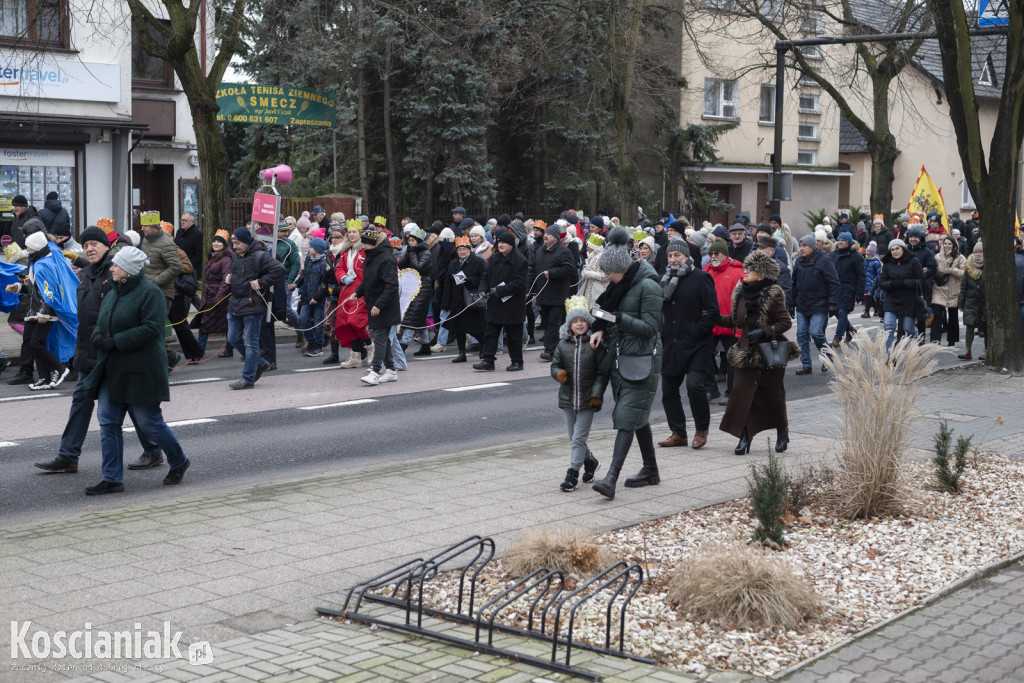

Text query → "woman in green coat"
[83,247,191,495]
[588,228,663,500]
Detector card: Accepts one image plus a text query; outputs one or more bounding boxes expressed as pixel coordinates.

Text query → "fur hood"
[742,250,779,280]
[965,254,983,280]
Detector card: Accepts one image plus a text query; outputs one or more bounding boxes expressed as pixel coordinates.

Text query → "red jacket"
[704,257,744,337]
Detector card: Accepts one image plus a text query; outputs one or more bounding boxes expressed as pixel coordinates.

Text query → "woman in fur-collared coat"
[719,250,796,455]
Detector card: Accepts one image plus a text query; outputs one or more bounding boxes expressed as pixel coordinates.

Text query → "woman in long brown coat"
[718,250,796,455]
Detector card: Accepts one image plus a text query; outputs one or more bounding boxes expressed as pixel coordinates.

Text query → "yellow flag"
[907,165,950,233]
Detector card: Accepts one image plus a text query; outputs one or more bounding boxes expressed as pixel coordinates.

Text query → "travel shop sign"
[216,83,336,128]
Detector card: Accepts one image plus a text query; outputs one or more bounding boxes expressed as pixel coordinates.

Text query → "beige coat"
[932,250,966,308]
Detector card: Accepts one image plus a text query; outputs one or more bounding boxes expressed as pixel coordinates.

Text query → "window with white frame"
[797,149,819,165]
[802,44,822,59]
[759,85,776,123]
[798,120,820,140]
[961,178,975,209]
[703,78,738,119]
[801,13,823,33]
[798,93,820,113]
[799,71,819,85]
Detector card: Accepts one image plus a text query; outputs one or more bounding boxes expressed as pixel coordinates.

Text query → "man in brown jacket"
[139,224,183,366]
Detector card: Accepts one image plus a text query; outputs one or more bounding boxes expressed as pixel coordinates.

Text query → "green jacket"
[551,325,610,412]
[277,238,301,284]
[606,259,663,431]
[84,271,170,405]
[139,229,182,298]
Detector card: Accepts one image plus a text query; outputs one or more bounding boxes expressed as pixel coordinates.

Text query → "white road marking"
[123,418,217,433]
[293,366,337,373]
[0,394,67,402]
[0,442,19,447]
[169,377,224,386]
[297,398,378,411]
[444,383,511,392]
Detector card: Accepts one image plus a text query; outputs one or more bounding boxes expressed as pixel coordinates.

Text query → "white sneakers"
[360,369,397,386]
[430,344,446,353]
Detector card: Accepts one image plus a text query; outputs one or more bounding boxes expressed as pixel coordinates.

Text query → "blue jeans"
[436,310,450,345]
[58,375,160,464]
[883,311,917,351]
[796,312,829,367]
[389,326,407,370]
[298,302,325,347]
[97,380,187,484]
[833,309,852,341]
[227,312,269,384]
[401,327,428,345]
[563,408,595,470]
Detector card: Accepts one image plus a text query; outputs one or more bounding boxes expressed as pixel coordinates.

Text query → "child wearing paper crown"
[550,295,609,492]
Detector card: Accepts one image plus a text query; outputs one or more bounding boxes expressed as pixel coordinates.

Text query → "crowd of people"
[4,193,1024,497]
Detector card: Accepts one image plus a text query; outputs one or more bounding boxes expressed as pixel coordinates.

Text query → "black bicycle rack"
[315,535,654,681]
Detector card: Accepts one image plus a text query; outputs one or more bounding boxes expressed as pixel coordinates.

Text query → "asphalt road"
[0,317,968,528]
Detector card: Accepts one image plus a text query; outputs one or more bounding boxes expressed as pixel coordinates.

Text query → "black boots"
[775,427,789,453]
[453,338,468,363]
[560,468,579,492]
[473,359,495,371]
[323,340,340,364]
[581,451,600,483]
[413,343,432,357]
[625,424,659,488]
[735,429,751,455]
[593,430,634,499]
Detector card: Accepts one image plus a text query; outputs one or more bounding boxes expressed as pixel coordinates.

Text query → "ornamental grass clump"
[667,544,822,629]
[505,526,615,578]
[933,420,973,493]
[825,333,946,519]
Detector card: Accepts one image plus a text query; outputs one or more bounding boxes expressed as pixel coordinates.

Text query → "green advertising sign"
[216,83,337,128]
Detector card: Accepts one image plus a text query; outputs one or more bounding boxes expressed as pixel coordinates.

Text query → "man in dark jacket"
[38,192,71,236]
[226,228,284,389]
[533,224,578,360]
[5,195,40,247]
[475,230,529,372]
[830,232,866,347]
[728,222,753,263]
[174,212,203,274]
[792,233,840,374]
[906,227,936,337]
[352,227,400,385]
[657,240,719,450]
[33,227,161,473]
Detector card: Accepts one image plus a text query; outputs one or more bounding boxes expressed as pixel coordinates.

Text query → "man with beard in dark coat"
[475,230,529,372]
[34,227,163,472]
[657,240,719,450]
[533,224,577,361]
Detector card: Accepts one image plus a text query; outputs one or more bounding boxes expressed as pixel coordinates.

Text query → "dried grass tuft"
[505,526,616,578]
[825,333,948,519]
[666,543,823,629]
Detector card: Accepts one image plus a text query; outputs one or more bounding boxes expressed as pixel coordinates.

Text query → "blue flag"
[31,243,79,362]
[0,260,27,313]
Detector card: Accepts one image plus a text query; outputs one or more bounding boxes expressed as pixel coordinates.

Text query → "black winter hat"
[495,229,516,246]
[497,213,511,227]
[79,226,110,247]
[769,213,782,224]
[11,194,28,207]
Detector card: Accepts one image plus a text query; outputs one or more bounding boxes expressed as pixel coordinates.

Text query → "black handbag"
[756,325,791,369]
[174,272,199,299]
[463,287,486,311]
[616,338,656,383]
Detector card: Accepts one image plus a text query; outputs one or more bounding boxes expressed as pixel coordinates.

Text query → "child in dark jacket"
[295,237,329,356]
[550,296,609,491]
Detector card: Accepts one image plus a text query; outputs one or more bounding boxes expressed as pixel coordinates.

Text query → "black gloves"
[747,328,766,344]
[92,335,116,351]
[829,304,838,318]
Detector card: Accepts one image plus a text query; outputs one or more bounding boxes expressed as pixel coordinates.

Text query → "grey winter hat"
[689,231,708,249]
[888,238,908,251]
[799,233,817,248]
[544,224,561,239]
[598,226,633,273]
[666,238,688,254]
[112,246,150,276]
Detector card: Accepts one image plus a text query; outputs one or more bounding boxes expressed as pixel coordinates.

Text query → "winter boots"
[624,424,659,488]
[560,468,579,492]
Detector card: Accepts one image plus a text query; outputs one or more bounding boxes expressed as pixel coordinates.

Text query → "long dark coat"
[84,272,169,405]
[399,241,433,328]
[442,253,486,335]
[483,247,528,325]
[659,266,718,377]
[356,241,401,330]
[830,246,866,312]
[532,242,576,305]
[878,252,924,317]
[719,281,793,440]
[192,249,232,335]
[958,255,985,328]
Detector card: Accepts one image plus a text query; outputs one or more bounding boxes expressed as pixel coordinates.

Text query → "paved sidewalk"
[1,367,1021,682]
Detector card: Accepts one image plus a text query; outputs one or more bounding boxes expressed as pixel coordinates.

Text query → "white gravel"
[391,454,1024,678]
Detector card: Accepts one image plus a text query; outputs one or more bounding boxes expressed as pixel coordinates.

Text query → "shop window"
[0,0,68,47]
[132,21,173,89]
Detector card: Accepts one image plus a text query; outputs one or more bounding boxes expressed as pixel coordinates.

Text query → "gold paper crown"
[633,230,647,242]
[346,218,363,232]
[215,229,231,242]
[373,215,387,228]
[160,221,174,236]
[534,220,547,230]
[587,233,605,247]
[139,211,160,226]
[96,218,115,234]
[564,295,590,315]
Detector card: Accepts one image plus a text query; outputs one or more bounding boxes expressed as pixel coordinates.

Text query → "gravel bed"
[387,454,1024,678]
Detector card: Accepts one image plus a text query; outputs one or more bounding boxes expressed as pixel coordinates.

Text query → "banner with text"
[216,83,336,128]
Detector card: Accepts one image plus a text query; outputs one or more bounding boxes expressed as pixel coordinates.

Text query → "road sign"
[979,0,1009,26]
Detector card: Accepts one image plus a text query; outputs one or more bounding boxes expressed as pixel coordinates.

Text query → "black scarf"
[740,278,773,320]
[594,261,640,330]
